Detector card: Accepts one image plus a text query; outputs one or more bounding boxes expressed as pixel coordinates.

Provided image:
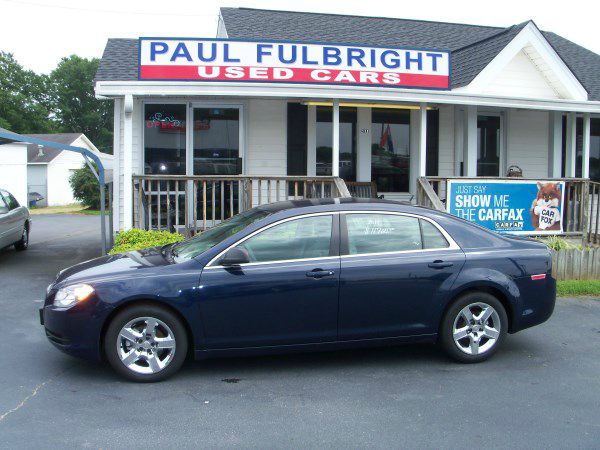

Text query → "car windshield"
[171,208,271,262]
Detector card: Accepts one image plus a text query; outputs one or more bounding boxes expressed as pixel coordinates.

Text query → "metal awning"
[0,128,113,254]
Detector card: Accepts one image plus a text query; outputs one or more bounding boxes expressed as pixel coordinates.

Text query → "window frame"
[340,211,459,258]
[205,212,340,268]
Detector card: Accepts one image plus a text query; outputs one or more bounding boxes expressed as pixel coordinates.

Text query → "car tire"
[104,304,188,382]
[439,292,508,363]
[14,224,28,251]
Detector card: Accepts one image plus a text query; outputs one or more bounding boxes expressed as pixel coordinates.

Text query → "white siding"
[506,109,550,178]
[437,105,455,177]
[482,50,560,99]
[246,99,287,176]
[0,142,28,205]
[46,150,84,205]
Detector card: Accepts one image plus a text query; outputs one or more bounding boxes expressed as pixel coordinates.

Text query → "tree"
[69,164,107,209]
[50,56,113,153]
[0,52,54,133]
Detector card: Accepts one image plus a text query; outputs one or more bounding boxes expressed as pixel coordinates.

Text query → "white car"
[0,188,30,251]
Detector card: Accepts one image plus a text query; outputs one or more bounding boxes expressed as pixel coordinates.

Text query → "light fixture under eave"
[301,102,436,110]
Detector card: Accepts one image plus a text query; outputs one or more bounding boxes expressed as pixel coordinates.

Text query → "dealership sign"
[446,179,565,235]
[138,38,450,89]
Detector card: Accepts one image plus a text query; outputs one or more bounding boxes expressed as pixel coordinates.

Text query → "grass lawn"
[557,280,600,297]
[29,204,101,215]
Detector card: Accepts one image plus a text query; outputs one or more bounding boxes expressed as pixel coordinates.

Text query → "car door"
[338,212,465,340]
[198,213,340,349]
[0,190,25,243]
[0,193,12,248]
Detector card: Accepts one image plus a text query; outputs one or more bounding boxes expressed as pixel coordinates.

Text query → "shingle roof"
[94,7,600,100]
[24,133,82,163]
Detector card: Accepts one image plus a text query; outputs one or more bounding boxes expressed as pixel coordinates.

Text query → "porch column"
[582,113,591,179]
[123,94,134,230]
[463,105,478,177]
[548,111,563,178]
[112,98,122,230]
[565,112,577,177]
[332,99,340,177]
[418,103,428,177]
[453,106,464,176]
[356,107,372,182]
[306,105,317,176]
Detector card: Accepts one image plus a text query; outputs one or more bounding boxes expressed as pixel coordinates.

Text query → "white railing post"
[565,112,577,177]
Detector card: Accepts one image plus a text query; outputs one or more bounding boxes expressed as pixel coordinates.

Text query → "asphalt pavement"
[0,214,599,449]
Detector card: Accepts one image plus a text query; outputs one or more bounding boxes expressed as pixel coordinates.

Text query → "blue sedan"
[40,199,555,382]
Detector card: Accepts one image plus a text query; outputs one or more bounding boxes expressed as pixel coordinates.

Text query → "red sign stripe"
[139,65,450,89]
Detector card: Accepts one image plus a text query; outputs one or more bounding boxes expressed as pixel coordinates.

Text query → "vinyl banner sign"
[446,179,565,235]
[138,38,450,89]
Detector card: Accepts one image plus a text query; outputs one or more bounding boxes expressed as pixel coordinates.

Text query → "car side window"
[1,191,19,210]
[420,219,450,249]
[346,214,422,254]
[0,193,8,211]
[237,215,333,263]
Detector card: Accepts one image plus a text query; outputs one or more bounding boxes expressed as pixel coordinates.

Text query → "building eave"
[95,80,600,113]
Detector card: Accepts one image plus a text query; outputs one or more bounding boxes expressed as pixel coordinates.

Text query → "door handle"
[428,260,454,269]
[306,269,335,278]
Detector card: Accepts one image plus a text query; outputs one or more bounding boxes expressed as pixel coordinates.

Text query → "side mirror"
[220,247,250,266]
[0,206,8,215]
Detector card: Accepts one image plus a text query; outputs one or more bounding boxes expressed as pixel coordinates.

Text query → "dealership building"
[95,8,600,233]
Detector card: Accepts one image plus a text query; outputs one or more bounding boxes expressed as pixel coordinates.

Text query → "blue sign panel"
[446,179,565,235]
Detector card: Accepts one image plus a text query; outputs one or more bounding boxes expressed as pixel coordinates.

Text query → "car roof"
[255,197,435,216]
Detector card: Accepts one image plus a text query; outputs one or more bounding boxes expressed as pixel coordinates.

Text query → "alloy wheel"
[116,317,176,374]
[452,302,501,355]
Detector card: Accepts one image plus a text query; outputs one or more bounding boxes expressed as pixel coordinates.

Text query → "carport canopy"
[0,127,113,254]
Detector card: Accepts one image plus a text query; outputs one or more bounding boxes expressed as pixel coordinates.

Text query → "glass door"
[190,106,244,226]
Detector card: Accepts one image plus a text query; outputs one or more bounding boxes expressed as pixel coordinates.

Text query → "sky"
[1,0,599,73]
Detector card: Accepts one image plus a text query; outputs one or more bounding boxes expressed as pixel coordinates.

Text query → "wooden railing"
[345,181,378,198]
[417,176,600,244]
[132,175,351,234]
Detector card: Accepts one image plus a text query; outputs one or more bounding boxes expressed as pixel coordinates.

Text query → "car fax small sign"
[446,179,565,235]
[138,38,450,89]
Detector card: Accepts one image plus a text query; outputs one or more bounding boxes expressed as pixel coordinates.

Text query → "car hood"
[53,246,174,286]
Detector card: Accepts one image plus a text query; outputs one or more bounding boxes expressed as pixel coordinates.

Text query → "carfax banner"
[446,179,565,235]
[138,38,450,89]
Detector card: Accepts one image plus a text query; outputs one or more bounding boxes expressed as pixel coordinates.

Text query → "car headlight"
[53,284,95,308]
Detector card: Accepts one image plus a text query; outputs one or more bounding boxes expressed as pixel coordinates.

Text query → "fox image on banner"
[446,179,565,235]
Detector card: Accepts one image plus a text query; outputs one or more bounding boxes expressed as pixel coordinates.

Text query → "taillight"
[531,274,546,281]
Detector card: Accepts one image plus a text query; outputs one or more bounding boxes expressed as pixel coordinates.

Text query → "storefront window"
[144,104,187,175]
[371,108,410,192]
[193,108,241,175]
[316,106,357,181]
[477,115,500,176]
[575,118,600,181]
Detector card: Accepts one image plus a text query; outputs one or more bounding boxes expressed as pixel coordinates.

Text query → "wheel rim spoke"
[119,327,142,344]
[483,326,499,339]
[144,319,159,338]
[469,337,480,355]
[453,326,469,341]
[155,337,175,349]
[461,307,474,322]
[147,355,162,373]
[121,350,140,366]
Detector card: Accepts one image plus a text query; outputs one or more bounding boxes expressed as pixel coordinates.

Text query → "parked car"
[0,188,30,251]
[40,199,555,382]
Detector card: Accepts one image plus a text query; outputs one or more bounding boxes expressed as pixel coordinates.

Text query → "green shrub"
[539,236,574,251]
[69,164,107,209]
[109,228,184,255]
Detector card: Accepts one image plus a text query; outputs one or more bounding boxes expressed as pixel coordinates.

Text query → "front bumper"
[40,297,112,362]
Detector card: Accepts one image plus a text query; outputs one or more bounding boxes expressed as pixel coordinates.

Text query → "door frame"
[187,101,247,176]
